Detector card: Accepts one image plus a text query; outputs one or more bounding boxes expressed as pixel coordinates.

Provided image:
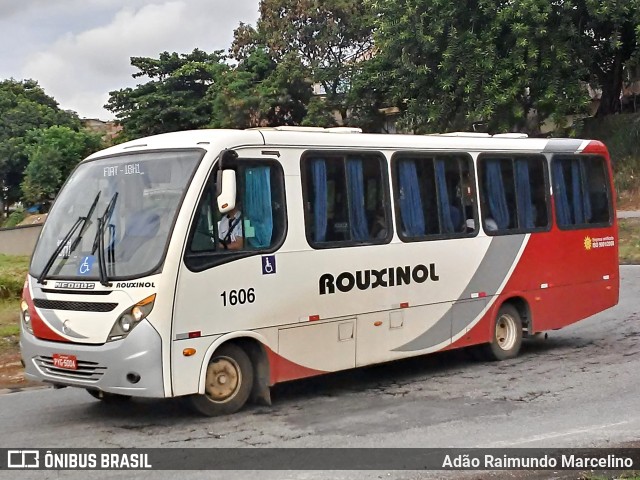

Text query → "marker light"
[132,294,156,321]
[108,294,156,342]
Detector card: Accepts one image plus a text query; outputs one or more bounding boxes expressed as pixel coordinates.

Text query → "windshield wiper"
[36,191,103,285]
[68,191,101,254]
[91,192,119,287]
[36,217,84,285]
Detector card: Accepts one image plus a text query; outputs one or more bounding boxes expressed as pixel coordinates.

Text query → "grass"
[618,218,640,264]
[0,254,29,300]
[0,299,20,354]
[0,255,28,354]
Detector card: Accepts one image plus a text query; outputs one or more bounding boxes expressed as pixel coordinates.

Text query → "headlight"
[20,300,33,334]
[108,294,156,341]
[119,315,134,332]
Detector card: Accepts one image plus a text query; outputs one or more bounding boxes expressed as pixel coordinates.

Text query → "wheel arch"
[197,331,272,405]
[494,295,532,334]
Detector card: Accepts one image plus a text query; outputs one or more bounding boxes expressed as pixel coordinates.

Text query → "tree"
[0,79,80,215]
[568,0,640,117]
[208,47,311,128]
[105,49,229,140]
[358,0,591,134]
[21,126,103,206]
[231,0,375,125]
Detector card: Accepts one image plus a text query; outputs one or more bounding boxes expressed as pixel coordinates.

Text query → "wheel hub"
[496,314,517,351]
[205,357,241,402]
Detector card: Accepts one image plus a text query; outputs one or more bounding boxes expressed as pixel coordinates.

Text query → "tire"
[86,389,132,402]
[482,304,523,361]
[187,344,254,416]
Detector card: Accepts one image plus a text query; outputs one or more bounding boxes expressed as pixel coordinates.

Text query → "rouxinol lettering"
[319,264,439,295]
[115,282,156,288]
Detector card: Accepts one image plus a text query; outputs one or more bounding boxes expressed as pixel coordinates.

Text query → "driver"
[218,203,243,250]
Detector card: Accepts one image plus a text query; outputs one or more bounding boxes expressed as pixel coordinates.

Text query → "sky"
[0,0,260,120]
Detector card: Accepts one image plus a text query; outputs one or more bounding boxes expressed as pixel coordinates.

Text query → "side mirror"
[217,170,236,214]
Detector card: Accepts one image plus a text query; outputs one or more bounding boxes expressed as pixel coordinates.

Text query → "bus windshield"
[30,150,202,282]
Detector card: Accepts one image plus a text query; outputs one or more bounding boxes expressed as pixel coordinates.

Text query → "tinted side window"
[302,153,390,247]
[552,155,612,228]
[393,154,477,240]
[186,159,286,268]
[479,155,549,234]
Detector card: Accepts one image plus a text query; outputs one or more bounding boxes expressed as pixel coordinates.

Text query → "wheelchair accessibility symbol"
[261,255,276,275]
[77,256,95,276]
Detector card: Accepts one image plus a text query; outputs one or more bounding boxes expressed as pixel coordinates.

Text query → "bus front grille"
[34,356,107,382]
[33,299,118,312]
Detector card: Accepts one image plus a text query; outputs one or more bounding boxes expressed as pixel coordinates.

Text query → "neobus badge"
[319,263,439,295]
[54,282,96,290]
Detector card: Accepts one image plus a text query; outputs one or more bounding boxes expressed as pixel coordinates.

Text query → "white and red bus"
[20,127,619,415]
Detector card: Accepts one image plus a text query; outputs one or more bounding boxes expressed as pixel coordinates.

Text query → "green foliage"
[0,79,80,211]
[568,0,640,116]
[580,113,640,160]
[359,0,591,134]
[232,0,375,125]
[0,254,29,300]
[104,3,375,133]
[20,126,103,205]
[301,97,338,127]
[208,48,311,128]
[0,324,19,337]
[105,49,229,140]
[2,208,26,228]
[579,113,640,194]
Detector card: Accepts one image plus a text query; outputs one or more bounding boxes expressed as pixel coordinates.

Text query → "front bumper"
[20,320,165,398]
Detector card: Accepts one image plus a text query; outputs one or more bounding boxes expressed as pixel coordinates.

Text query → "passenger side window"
[478,155,549,234]
[393,154,477,240]
[186,159,286,268]
[302,153,391,247]
[552,155,612,228]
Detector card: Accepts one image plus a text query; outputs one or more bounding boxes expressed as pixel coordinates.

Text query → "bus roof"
[86,128,598,161]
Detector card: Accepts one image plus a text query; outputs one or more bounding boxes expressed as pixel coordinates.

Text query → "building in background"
[80,118,122,142]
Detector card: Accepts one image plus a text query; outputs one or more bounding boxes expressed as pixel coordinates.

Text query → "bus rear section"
[444,139,619,352]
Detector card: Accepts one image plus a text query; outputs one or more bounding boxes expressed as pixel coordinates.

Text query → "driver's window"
[187,159,286,259]
[191,188,218,252]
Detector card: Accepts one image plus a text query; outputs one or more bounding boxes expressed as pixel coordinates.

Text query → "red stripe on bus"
[23,283,69,343]
[265,346,327,385]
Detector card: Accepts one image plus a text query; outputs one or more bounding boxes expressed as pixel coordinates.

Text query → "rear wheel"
[86,389,131,402]
[483,304,523,361]
[187,344,253,416]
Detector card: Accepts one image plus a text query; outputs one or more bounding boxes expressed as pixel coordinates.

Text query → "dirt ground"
[0,350,43,391]
[618,189,640,210]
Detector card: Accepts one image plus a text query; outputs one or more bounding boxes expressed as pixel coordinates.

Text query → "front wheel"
[187,344,254,416]
[483,304,523,361]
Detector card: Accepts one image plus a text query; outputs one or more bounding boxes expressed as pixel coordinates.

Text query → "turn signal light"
[183,348,197,357]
